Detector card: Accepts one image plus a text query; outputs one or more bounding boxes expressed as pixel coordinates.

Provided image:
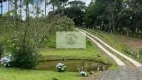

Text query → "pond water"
[35,60,110,72]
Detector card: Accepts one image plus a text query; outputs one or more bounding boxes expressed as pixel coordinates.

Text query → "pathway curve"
[76,28,142,80]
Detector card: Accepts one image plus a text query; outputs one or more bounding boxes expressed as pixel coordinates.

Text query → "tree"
[64,7,84,26]
[59,0,68,9]
[85,0,123,31]
[19,0,23,20]
[64,0,85,26]
[48,0,60,12]
[45,0,49,17]
[11,0,38,69]
[118,8,134,36]
[68,0,85,9]
[14,0,18,20]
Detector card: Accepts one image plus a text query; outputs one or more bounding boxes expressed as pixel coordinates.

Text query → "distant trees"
[85,0,142,37]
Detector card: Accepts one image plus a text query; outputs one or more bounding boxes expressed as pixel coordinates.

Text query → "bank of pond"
[36,60,111,72]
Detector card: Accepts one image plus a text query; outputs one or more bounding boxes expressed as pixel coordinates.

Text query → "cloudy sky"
[1,0,91,19]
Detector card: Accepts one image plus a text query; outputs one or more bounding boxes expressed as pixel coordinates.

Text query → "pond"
[35,60,111,72]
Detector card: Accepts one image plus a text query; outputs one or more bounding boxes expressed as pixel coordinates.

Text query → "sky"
[0,0,91,19]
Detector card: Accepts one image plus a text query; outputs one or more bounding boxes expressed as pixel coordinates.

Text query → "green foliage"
[10,39,38,69]
[4,26,39,69]
[139,49,142,55]
[85,0,142,34]
[85,0,122,30]
[0,43,3,58]
[41,39,56,48]
[38,15,75,48]
[48,15,74,34]
[86,40,92,46]
[122,48,134,55]
[64,6,85,26]
[64,0,85,26]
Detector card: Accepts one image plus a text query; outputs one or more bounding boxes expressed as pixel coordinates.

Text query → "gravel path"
[98,69,142,80]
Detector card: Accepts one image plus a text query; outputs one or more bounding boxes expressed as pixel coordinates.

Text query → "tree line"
[0,0,142,40]
[85,0,142,37]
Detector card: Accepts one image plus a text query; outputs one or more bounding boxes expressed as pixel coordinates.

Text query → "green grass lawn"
[39,44,112,64]
[0,67,78,80]
[39,39,117,70]
[84,29,125,52]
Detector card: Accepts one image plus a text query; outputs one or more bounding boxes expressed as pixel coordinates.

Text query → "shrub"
[87,40,92,46]
[0,43,3,58]
[122,48,133,55]
[12,43,38,69]
[7,38,38,69]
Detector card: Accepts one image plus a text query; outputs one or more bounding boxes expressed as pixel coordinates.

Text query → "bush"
[87,40,92,46]
[12,44,38,69]
[7,38,38,69]
[0,43,3,58]
[122,48,134,55]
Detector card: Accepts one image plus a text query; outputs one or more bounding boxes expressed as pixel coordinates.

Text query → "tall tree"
[48,0,59,12]
[45,0,48,17]
[64,0,85,26]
